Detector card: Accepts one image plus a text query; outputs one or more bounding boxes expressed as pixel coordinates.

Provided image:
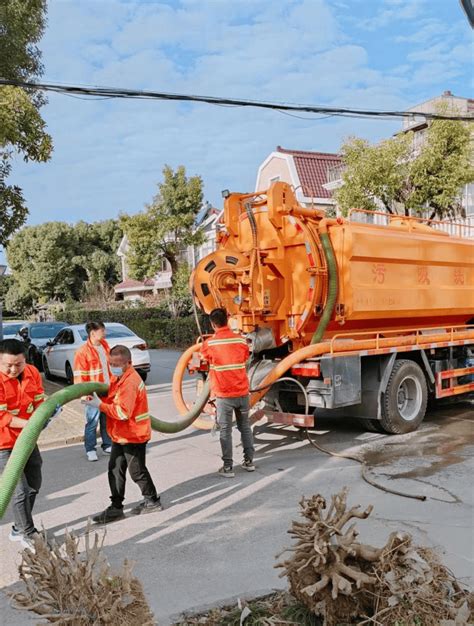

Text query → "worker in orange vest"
[200,308,255,477]
[0,339,59,550]
[73,321,112,461]
[84,344,161,524]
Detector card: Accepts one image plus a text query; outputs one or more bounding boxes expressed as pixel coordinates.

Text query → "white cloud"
[8,0,471,233]
[357,0,426,31]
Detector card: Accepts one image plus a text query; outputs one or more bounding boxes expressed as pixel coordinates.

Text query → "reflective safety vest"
[99,367,151,444]
[0,365,45,449]
[200,326,250,398]
[73,339,111,384]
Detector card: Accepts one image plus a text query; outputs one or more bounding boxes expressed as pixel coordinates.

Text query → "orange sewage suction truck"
[173,182,474,434]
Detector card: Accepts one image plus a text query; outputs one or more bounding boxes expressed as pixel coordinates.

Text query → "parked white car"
[42,323,151,384]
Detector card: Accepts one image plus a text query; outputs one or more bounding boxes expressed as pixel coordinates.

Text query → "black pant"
[0,445,42,536]
[108,442,158,509]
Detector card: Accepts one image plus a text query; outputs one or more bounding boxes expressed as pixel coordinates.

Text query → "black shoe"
[218,466,235,478]
[242,459,256,472]
[92,506,125,524]
[130,499,163,515]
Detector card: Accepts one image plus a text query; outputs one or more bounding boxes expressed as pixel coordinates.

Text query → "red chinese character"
[372,263,386,284]
[453,268,465,285]
[417,266,430,285]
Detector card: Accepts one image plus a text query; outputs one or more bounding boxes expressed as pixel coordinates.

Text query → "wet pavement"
[363,403,474,478]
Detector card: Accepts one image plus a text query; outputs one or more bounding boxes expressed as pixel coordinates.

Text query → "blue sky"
[6,0,473,248]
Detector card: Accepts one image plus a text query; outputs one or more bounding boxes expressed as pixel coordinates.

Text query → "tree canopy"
[0,0,52,245]
[120,165,205,285]
[335,113,474,220]
[5,219,123,314]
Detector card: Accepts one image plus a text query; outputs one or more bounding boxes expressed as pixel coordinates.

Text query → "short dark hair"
[209,308,228,328]
[86,321,105,337]
[110,344,132,361]
[0,338,27,356]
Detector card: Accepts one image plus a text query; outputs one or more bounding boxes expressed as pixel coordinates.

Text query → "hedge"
[56,306,175,323]
[56,308,205,348]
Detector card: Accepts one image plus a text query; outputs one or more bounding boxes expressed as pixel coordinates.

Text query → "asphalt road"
[0,350,473,625]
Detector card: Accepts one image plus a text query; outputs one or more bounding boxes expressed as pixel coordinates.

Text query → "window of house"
[464,183,474,215]
[157,257,169,272]
[269,176,280,184]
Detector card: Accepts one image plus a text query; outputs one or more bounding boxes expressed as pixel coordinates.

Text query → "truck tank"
[192,182,474,348]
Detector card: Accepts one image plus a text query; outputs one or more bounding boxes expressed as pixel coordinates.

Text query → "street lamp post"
[0,264,6,340]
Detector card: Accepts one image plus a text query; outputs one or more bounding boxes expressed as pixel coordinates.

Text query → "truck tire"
[380,359,427,434]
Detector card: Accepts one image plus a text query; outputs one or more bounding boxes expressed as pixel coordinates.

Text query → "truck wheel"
[380,360,427,434]
[358,418,385,433]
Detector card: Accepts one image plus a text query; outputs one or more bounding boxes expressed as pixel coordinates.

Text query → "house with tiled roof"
[255,145,343,212]
[114,202,220,301]
[323,91,474,229]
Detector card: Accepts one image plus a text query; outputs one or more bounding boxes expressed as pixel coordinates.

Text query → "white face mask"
[110,366,123,377]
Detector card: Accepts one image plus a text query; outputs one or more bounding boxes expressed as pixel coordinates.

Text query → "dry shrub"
[10,526,155,625]
[276,488,472,626]
[175,591,320,625]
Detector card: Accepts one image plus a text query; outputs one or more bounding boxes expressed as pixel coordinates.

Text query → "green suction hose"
[150,379,210,433]
[311,225,339,345]
[0,378,211,520]
[0,382,108,520]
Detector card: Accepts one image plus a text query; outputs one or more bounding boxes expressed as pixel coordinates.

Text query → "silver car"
[43,323,151,384]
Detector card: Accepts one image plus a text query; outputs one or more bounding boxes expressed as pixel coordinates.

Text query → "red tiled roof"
[114,278,155,291]
[276,146,343,199]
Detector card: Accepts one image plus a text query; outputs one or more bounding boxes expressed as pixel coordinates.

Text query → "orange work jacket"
[200,326,250,398]
[73,338,111,384]
[0,365,45,450]
[99,367,151,444]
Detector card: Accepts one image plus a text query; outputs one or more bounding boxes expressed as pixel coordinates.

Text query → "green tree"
[5,219,123,314]
[335,114,474,219]
[120,165,205,285]
[0,0,52,245]
[73,219,123,286]
[166,264,193,318]
[0,274,13,310]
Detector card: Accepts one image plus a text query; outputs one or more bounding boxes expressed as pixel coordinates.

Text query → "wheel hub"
[396,376,422,421]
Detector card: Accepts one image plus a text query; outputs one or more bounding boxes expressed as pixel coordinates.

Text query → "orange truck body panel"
[192,182,474,348]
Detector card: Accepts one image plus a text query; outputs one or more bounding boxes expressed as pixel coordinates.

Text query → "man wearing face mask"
[74,321,112,461]
[85,344,161,524]
[0,339,47,550]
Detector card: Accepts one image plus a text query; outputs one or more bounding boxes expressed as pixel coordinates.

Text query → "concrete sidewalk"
[1,395,472,625]
[38,379,86,448]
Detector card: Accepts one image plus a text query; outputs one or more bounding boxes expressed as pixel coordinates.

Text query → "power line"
[1,78,473,122]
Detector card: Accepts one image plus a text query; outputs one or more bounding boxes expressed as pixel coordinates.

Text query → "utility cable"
[1,78,472,122]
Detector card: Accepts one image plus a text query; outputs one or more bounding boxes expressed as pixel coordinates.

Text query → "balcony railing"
[349,209,474,238]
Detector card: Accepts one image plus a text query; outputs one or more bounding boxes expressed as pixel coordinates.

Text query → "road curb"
[166,588,284,625]
[39,435,84,450]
